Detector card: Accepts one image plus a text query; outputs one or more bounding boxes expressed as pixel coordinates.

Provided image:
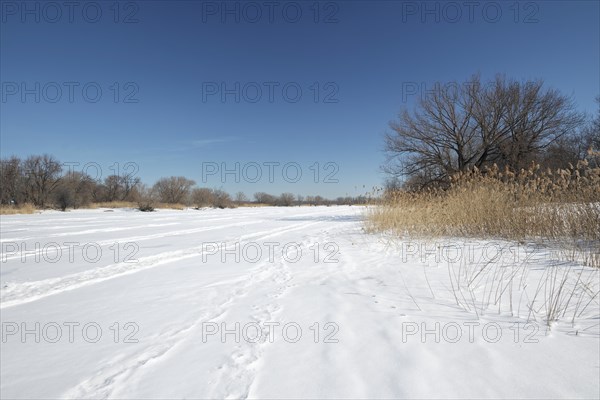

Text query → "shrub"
[153,176,195,204]
[136,184,156,212]
[212,189,233,209]
[54,187,74,211]
[278,192,295,207]
[138,202,155,212]
[191,188,214,208]
[254,192,277,205]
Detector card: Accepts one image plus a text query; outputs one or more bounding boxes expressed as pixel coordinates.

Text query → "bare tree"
[22,154,62,207]
[254,192,276,205]
[120,173,141,201]
[385,74,585,188]
[235,191,248,204]
[497,79,584,170]
[540,95,600,169]
[191,187,214,208]
[385,76,481,186]
[313,195,325,206]
[101,173,141,202]
[54,186,74,211]
[102,175,121,202]
[0,156,24,205]
[136,183,156,211]
[590,95,600,150]
[153,176,196,204]
[212,189,232,209]
[52,171,95,210]
[582,95,600,167]
[278,192,295,206]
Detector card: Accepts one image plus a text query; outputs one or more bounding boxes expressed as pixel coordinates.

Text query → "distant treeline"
[0,155,369,211]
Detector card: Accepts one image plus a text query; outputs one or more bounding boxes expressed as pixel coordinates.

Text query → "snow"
[1,206,598,399]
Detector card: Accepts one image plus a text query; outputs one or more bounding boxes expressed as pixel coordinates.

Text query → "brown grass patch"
[367,161,600,267]
[0,203,37,215]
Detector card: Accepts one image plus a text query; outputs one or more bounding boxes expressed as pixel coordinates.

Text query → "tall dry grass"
[0,203,37,215]
[367,161,600,267]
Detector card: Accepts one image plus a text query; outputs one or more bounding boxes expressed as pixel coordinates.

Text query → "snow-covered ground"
[1,206,598,399]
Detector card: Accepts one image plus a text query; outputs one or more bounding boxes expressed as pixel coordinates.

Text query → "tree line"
[0,156,368,211]
[384,74,600,189]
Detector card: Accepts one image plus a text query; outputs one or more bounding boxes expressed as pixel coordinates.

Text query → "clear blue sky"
[1,0,599,198]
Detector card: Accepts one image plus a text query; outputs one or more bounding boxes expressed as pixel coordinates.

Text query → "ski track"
[59,221,338,399]
[0,214,259,244]
[0,220,324,308]
[0,222,182,243]
[1,219,263,262]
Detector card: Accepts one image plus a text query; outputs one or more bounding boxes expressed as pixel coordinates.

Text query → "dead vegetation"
[0,203,36,215]
[367,161,600,268]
